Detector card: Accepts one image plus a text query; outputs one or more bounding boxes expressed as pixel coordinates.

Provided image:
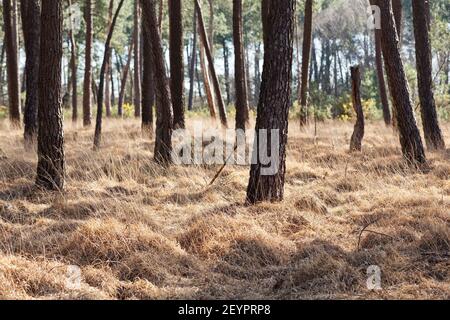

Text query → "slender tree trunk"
[93,0,126,149]
[83,0,93,126]
[246,0,295,204]
[188,8,198,111]
[67,0,78,123]
[233,0,249,130]
[370,0,391,126]
[141,20,155,135]
[199,31,216,119]
[36,0,64,190]
[20,0,40,149]
[195,0,228,127]
[141,0,174,165]
[350,66,365,152]
[105,0,114,118]
[412,0,445,150]
[222,38,231,106]
[169,0,185,128]
[207,0,214,58]
[2,0,21,127]
[133,0,142,118]
[299,0,313,126]
[118,39,134,117]
[377,0,426,165]
[254,42,261,104]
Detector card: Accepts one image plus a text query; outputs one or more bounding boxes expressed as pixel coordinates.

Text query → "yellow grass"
[0,118,448,300]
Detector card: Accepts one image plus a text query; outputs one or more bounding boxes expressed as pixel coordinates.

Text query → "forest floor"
[0,118,448,300]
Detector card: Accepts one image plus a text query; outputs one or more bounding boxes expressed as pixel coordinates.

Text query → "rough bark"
[299,0,313,126]
[141,0,174,165]
[20,0,40,149]
[412,0,445,150]
[83,0,93,126]
[195,0,228,127]
[246,0,295,204]
[188,8,198,111]
[377,0,426,165]
[392,0,403,44]
[36,0,65,190]
[169,0,185,128]
[233,0,249,130]
[141,15,155,134]
[2,0,21,127]
[350,66,365,152]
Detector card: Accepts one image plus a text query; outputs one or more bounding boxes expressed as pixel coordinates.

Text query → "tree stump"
[350,65,364,152]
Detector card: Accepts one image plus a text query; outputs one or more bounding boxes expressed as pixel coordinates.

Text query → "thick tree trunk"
[392,0,403,45]
[246,0,295,204]
[169,0,185,128]
[412,0,445,151]
[141,22,155,135]
[141,0,174,165]
[118,39,134,117]
[233,0,249,130]
[83,0,93,127]
[350,66,365,152]
[133,0,142,118]
[377,0,426,165]
[299,0,313,126]
[188,8,198,111]
[195,0,228,127]
[2,0,21,127]
[94,0,125,149]
[36,0,65,190]
[20,0,40,149]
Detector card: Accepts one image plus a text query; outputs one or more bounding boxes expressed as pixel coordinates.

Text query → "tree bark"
[36,0,65,190]
[118,39,134,117]
[105,0,114,118]
[195,0,228,127]
[169,0,185,128]
[20,0,40,149]
[141,0,174,165]
[350,66,365,152]
[133,0,142,118]
[246,0,295,204]
[83,0,93,126]
[299,0,313,126]
[199,37,216,119]
[188,8,198,112]
[2,0,21,127]
[141,16,155,135]
[233,0,249,130]
[412,0,445,150]
[222,38,231,106]
[377,0,426,165]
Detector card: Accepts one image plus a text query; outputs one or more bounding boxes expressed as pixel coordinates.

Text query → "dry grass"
[0,118,448,300]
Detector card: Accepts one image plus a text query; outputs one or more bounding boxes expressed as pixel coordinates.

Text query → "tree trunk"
[412,0,445,150]
[233,0,249,130]
[377,0,426,165]
[141,21,155,135]
[118,39,134,117]
[67,0,78,123]
[141,0,174,165]
[83,0,93,126]
[199,37,216,119]
[133,0,142,118]
[169,0,185,128]
[36,0,65,190]
[2,0,21,127]
[350,66,365,152]
[299,0,313,126]
[188,8,198,111]
[222,38,231,106]
[105,0,114,118]
[20,0,40,149]
[195,0,228,127]
[370,0,391,126]
[246,0,295,204]
[392,0,403,45]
